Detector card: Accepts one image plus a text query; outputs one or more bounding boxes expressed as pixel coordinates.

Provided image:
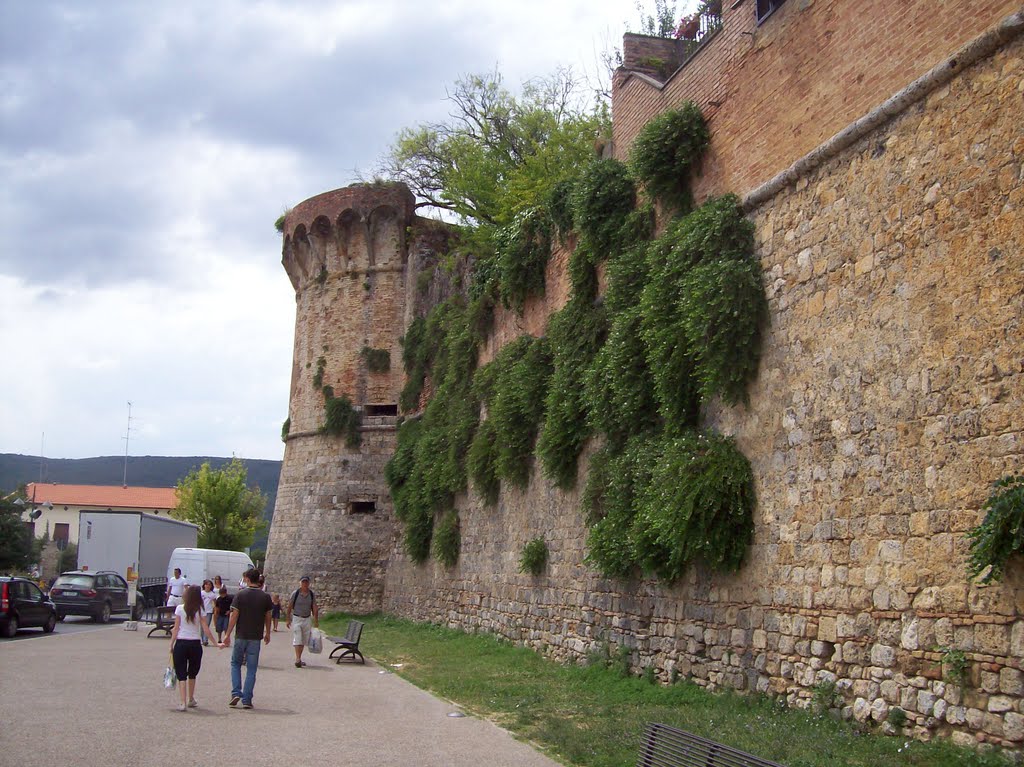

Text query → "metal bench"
[637,722,786,767]
[326,619,365,664]
[144,606,176,638]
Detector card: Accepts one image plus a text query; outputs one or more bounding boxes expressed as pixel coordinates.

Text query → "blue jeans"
[230,639,262,704]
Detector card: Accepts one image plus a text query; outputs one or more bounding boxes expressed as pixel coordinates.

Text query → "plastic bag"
[163,665,177,689]
[307,628,323,654]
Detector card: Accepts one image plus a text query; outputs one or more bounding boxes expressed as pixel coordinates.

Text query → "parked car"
[48,571,145,622]
[0,576,57,637]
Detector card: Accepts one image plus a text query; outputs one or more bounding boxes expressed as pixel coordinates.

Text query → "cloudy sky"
[0,0,692,462]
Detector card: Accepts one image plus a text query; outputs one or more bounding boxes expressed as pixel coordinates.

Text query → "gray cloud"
[0,0,631,460]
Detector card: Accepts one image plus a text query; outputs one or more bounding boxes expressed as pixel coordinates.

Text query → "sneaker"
[187,698,198,708]
[242,702,254,709]
[229,696,241,707]
[177,703,186,712]
[295,661,304,668]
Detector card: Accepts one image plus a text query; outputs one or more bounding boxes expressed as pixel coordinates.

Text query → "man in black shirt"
[222,568,274,709]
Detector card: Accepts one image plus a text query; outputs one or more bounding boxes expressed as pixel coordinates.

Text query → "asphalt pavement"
[0,619,563,767]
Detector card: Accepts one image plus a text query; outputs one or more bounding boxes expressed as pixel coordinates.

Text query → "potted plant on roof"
[675,13,700,40]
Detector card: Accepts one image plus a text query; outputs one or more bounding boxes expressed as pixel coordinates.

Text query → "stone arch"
[368,205,404,268]
[292,224,313,286]
[308,215,332,280]
[337,209,369,271]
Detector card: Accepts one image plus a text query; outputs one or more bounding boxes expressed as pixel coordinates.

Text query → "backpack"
[290,588,315,611]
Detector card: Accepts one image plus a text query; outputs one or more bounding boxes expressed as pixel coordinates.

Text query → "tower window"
[756,0,786,22]
[350,501,376,514]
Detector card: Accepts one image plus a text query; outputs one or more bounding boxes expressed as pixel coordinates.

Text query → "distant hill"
[0,454,282,548]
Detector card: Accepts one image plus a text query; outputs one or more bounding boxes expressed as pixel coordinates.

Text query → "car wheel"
[96,602,111,623]
[43,614,56,633]
[132,599,145,621]
[3,616,17,638]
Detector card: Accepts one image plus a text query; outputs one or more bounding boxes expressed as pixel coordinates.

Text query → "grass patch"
[320,613,1011,767]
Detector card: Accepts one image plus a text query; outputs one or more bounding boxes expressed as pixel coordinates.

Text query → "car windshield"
[53,575,94,587]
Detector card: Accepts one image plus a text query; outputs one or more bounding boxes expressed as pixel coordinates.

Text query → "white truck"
[166,548,254,596]
[77,512,199,609]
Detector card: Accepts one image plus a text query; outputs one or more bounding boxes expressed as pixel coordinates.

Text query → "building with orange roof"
[22,482,178,548]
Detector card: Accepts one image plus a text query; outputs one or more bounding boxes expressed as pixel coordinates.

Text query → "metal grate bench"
[637,722,787,767]
[326,619,365,664]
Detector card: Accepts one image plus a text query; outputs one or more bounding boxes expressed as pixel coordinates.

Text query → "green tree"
[173,459,267,551]
[0,492,33,571]
[380,68,607,229]
[632,0,681,37]
[58,541,78,573]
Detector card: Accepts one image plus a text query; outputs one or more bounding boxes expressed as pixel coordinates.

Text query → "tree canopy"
[379,68,608,230]
[0,491,34,572]
[173,459,267,551]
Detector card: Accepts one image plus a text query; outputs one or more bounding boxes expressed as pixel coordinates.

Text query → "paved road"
[4,614,128,640]
[0,620,562,767]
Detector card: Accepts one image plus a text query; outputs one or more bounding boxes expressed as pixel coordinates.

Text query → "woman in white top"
[169,585,221,712]
[200,580,216,646]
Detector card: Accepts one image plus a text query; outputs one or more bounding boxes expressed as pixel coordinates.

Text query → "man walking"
[286,575,319,668]
[222,568,273,709]
[165,568,186,607]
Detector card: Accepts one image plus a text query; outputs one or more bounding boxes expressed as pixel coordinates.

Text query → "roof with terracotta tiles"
[25,483,177,510]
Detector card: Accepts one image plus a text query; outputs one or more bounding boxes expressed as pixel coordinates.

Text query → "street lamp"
[13,497,53,519]
[14,496,55,548]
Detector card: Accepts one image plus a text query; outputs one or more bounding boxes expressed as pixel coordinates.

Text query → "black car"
[0,576,57,637]
[49,571,145,623]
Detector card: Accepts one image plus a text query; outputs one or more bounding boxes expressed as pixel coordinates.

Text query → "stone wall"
[381,32,1024,747]
[612,0,1023,201]
[266,4,1023,749]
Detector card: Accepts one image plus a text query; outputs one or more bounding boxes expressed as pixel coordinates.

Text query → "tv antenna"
[122,401,134,487]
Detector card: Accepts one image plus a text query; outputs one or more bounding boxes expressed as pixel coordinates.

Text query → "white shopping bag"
[307,628,323,654]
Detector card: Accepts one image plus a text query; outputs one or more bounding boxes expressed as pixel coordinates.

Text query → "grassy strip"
[321,613,1012,767]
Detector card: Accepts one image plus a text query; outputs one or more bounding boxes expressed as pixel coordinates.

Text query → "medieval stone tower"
[264,182,416,611]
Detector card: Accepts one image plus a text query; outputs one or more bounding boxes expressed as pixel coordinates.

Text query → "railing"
[676,6,723,66]
[677,5,723,46]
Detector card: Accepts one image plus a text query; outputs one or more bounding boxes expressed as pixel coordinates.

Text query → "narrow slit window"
[350,501,376,514]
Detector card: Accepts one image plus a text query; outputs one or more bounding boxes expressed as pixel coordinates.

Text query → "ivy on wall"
[473,335,554,488]
[496,208,552,313]
[312,355,361,448]
[432,510,461,568]
[967,475,1024,583]
[386,300,480,563]
[388,101,765,582]
[629,102,710,214]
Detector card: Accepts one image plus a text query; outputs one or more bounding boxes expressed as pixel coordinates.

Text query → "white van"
[166,548,255,596]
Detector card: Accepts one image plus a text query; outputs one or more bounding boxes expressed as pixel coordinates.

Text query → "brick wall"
[613,0,1022,200]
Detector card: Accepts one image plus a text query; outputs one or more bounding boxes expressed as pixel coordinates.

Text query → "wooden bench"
[145,606,176,638]
[637,722,786,767]
[326,620,365,664]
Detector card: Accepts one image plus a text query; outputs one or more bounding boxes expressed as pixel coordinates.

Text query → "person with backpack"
[286,575,319,668]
